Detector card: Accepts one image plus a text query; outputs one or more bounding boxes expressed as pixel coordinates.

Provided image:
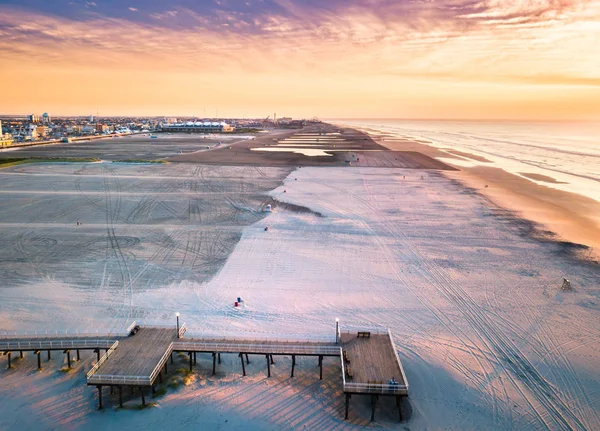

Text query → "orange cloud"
[0,1,598,118]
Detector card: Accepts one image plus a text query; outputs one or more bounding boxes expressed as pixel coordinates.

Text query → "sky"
[0,0,599,119]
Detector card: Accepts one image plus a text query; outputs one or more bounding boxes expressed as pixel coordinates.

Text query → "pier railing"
[339,327,388,336]
[184,331,336,345]
[173,340,340,355]
[86,341,119,380]
[341,348,407,394]
[149,343,174,384]
[0,329,122,340]
[0,339,117,351]
[388,329,410,393]
[87,374,154,386]
[178,322,187,339]
[343,381,409,394]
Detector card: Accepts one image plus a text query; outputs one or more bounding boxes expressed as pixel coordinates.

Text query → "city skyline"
[1,0,599,119]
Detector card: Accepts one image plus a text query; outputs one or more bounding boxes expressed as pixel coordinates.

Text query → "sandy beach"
[0,124,599,430]
[373,133,600,262]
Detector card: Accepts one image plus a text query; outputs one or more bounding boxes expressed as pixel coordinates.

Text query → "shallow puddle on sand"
[251,147,333,157]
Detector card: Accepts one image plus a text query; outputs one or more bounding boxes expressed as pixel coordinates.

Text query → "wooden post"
[97,385,103,410]
[95,349,100,362]
[291,355,296,378]
[193,352,197,365]
[345,393,351,420]
[76,349,80,361]
[7,351,11,368]
[319,355,323,380]
[396,395,403,422]
[240,353,246,376]
[36,351,41,370]
[164,361,168,374]
[158,370,163,383]
[370,395,377,421]
[66,350,71,368]
[47,350,51,361]
[245,353,249,364]
[270,355,275,365]
[119,386,123,408]
[212,352,216,375]
[140,387,145,406]
[170,353,174,364]
[189,352,193,371]
[266,355,271,378]
[19,350,24,359]
[218,353,222,364]
[152,385,156,394]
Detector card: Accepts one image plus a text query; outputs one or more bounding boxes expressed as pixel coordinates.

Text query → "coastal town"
[0,113,304,147]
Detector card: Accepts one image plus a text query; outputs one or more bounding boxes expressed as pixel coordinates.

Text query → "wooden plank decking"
[87,328,176,386]
[2,324,409,420]
[341,331,408,395]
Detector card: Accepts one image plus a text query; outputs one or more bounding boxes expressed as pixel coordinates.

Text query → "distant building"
[165,117,178,124]
[160,121,234,133]
[36,125,49,138]
[28,114,39,123]
[95,123,108,134]
[41,112,51,124]
[0,120,13,147]
[26,124,38,140]
[89,115,94,122]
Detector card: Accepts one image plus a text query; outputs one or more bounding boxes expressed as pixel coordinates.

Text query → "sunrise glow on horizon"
[1,0,599,119]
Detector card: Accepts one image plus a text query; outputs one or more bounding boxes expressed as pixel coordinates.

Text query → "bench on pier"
[357,331,371,338]
[343,350,350,364]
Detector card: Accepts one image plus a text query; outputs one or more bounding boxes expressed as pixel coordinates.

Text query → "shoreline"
[369,130,600,262]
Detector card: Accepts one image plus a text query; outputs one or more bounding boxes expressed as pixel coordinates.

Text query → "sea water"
[338,119,600,203]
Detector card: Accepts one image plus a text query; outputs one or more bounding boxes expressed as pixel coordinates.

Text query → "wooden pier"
[1,322,409,421]
[340,330,409,421]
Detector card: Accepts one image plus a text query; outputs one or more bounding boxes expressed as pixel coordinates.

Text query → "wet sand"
[446,167,600,261]
[371,131,600,261]
[171,124,455,170]
[518,172,568,184]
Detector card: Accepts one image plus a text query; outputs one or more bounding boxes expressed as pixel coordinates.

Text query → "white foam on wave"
[339,119,600,203]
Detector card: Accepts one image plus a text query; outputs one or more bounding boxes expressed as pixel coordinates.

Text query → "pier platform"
[87,328,176,386]
[1,322,409,421]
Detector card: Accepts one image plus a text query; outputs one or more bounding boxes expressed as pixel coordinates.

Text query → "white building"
[160,121,234,133]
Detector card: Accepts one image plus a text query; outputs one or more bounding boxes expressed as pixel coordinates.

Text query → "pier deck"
[341,331,408,395]
[87,328,176,386]
[2,323,409,421]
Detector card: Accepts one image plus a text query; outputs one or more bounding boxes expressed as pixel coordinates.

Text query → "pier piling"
[319,355,323,380]
[291,354,296,377]
[97,385,103,410]
[345,394,351,420]
[239,353,246,376]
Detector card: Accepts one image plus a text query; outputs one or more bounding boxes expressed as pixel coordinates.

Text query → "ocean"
[337,119,600,203]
